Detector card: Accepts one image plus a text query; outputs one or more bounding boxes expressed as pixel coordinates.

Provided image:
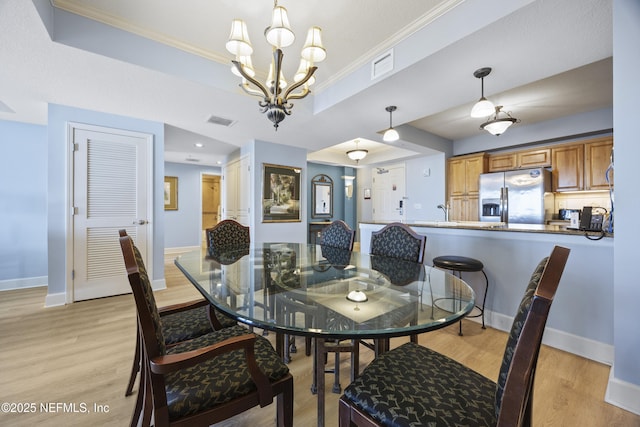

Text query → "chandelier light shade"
[347,139,368,163]
[480,106,520,135]
[382,105,399,142]
[470,67,496,118]
[226,0,326,130]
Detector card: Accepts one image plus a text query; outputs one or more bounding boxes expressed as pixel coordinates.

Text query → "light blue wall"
[0,120,48,281]
[164,162,221,248]
[404,153,447,222]
[307,163,357,230]
[613,0,640,388]
[47,104,165,296]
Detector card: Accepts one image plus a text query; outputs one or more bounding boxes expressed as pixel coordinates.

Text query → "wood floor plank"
[1,258,638,426]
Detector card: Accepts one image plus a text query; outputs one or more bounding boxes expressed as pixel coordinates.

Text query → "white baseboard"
[484,309,614,365]
[164,246,199,255]
[152,278,166,291]
[44,292,66,307]
[0,276,48,292]
[606,367,640,416]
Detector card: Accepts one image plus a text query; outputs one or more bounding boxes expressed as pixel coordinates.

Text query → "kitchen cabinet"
[552,137,613,192]
[585,137,613,190]
[447,153,487,221]
[488,148,551,172]
[551,144,584,192]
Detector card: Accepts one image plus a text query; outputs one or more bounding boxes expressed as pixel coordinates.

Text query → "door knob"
[133,220,147,225]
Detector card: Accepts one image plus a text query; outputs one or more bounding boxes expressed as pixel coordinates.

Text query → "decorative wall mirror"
[312,174,333,218]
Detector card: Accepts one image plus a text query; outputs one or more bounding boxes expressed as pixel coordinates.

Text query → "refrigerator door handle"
[501,187,509,223]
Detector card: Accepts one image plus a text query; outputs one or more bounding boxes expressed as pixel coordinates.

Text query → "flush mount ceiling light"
[480,105,521,136]
[382,105,399,142]
[470,67,496,118]
[346,139,368,163]
[226,0,326,130]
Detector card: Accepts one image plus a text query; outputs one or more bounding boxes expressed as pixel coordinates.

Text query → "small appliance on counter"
[479,168,553,224]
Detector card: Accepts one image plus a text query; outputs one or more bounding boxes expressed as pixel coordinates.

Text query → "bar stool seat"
[432,255,488,335]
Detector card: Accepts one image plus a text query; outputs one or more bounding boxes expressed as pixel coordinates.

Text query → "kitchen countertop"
[360,220,613,237]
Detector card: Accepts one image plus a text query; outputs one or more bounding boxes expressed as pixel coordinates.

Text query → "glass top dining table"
[175,243,475,427]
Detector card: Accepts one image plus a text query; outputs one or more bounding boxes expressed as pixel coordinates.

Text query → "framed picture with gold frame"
[164,176,178,210]
[262,163,301,222]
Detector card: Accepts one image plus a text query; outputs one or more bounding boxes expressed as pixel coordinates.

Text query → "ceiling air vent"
[185,157,200,162]
[371,49,394,80]
[206,114,236,127]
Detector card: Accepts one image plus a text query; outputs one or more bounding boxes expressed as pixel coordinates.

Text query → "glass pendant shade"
[294,58,315,85]
[482,119,514,135]
[226,19,253,56]
[383,128,399,142]
[231,55,255,78]
[347,149,368,161]
[480,106,519,136]
[265,6,295,48]
[470,97,495,118]
[301,27,326,63]
[346,289,368,303]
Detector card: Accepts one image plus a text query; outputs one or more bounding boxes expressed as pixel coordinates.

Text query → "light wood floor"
[1,254,638,427]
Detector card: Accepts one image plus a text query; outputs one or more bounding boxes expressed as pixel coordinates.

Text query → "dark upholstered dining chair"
[320,220,356,251]
[338,245,570,427]
[121,230,236,399]
[370,222,426,263]
[206,219,250,254]
[119,233,294,427]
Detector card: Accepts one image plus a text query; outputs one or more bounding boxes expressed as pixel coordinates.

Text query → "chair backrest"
[119,231,166,358]
[370,222,426,263]
[495,245,570,426]
[320,220,355,250]
[206,220,250,252]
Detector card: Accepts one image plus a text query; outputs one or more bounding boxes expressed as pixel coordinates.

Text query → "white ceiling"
[0,0,613,167]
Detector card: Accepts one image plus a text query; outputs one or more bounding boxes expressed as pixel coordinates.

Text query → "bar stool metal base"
[432,255,488,336]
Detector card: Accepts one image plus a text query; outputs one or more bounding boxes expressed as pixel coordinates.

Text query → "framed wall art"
[262,163,301,222]
[164,176,178,210]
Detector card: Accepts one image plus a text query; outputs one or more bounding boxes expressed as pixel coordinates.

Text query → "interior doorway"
[201,174,221,247]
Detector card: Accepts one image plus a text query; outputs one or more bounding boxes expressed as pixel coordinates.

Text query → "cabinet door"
[585,138,613,190]
[488,153,517,172]
[449,195,465,221]
[552,144,584,192]
[448,158,467,196]
[464,156,485,194]
[466,195,479,221]
[518,148,551,169]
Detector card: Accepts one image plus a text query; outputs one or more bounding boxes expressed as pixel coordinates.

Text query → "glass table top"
[175,243,475,339]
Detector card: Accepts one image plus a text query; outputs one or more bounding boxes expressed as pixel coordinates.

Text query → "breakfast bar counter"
[358,221,614,367]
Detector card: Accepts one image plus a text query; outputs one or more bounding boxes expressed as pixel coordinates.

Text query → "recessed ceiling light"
[194,142,204,148]
[216,161,222,165]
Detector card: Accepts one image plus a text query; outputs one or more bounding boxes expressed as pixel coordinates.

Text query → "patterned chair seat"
[165,325,290,420]
[343,342,496,426]
[162,306,236,345]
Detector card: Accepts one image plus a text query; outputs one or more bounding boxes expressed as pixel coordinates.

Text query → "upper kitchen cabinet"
[552,137,613,192]
[447,153,488,221]
[488,148,551,172]
[584,137,614,190]
[552,144,584,192]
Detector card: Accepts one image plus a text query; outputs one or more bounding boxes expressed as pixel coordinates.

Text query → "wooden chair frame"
[119,234,293,427]
[339,245,570,427]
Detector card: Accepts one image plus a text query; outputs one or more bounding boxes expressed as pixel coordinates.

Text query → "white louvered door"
[72,126,151,301]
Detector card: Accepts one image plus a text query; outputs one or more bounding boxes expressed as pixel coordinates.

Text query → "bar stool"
[432,255,488,336]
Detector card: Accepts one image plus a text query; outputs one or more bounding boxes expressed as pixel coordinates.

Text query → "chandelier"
[225,1,326,130]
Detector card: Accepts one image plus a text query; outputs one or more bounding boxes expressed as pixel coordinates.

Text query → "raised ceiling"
[0,0,613,166]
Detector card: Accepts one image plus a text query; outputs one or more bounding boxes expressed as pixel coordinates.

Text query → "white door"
[222,155,251,226]
[372,164,406,222]
[72,125,152,301]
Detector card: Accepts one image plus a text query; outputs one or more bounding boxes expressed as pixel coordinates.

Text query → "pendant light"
[480,106,520,136]
[347,139,368,163]
[383,106,399,142]
[470,67,495,118]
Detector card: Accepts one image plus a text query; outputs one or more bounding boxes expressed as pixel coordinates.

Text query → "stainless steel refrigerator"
[479,168,554,224]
